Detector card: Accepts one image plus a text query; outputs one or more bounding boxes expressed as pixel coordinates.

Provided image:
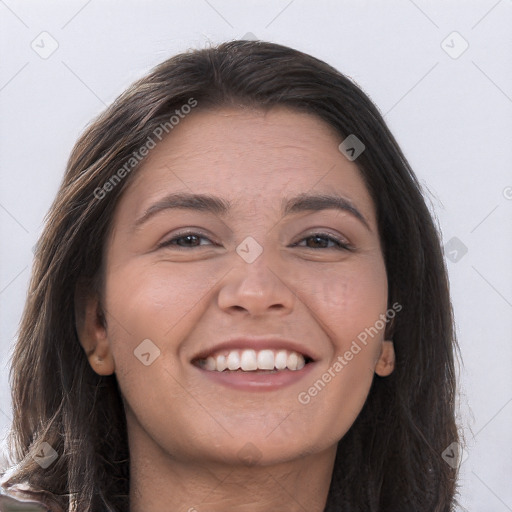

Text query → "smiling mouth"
[193,348,313,373]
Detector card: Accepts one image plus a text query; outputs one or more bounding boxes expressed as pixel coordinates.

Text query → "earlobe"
[375,340,395,377]
[75,280,115,376]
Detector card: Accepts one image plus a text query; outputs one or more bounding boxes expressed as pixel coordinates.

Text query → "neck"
[127,422,337,512]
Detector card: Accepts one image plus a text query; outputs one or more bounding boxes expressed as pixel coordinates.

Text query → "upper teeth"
[197,349,307,372]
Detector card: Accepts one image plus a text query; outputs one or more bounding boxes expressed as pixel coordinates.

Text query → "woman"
[0,40,461,511]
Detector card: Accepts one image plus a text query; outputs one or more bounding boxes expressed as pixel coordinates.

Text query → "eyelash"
[157,230,352,251]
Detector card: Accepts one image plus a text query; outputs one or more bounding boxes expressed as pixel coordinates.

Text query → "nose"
[217,247,296,317]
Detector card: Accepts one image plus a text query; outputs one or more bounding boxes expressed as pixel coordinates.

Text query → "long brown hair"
[2,40,461,511]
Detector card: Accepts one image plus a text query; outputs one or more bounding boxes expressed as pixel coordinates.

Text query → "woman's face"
[84,106,392,467]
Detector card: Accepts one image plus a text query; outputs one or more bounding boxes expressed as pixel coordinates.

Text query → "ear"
[374,340,395,377]
[75,278,115,376]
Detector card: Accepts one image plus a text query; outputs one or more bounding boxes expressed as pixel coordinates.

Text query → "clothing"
[0,470,59,512]
[0,448,61,511]
[0,486,52,511]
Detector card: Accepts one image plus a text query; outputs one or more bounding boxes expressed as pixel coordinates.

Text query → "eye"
[292,232,352,251]
[157,231,352,251]
[157,231,215,250]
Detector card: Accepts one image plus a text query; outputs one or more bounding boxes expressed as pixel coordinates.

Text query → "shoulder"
[0,489,52,511]
[0,443,57,511]
[0,471,59,512]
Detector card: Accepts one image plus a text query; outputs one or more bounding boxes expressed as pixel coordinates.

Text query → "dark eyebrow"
[133,192,370,231]
[133,193,231,229]
[282,193,370,230]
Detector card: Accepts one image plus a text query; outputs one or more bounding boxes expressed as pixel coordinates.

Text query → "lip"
[193,360,317,391]
[190,337,318,392]
[190,337,318,363]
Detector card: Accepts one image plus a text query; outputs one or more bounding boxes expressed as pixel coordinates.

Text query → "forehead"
[116,106,377,225]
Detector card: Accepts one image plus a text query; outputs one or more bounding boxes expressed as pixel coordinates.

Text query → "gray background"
[1,1,511,510]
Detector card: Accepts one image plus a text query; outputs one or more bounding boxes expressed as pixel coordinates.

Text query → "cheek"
[100,262,223,444]
[296,256,388,346]
[292,258,387,429]
[102,261,217,371]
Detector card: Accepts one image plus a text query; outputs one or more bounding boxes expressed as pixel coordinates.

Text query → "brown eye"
[293,233,352,250]
[158,231,214,249]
